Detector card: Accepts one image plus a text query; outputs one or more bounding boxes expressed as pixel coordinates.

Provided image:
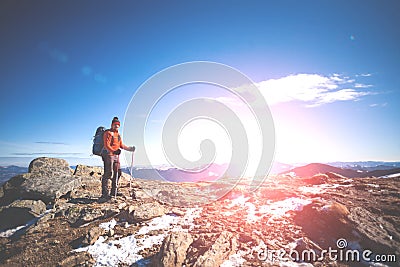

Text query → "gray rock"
[349,206,400,255]
[80,208,104,224]
[82,226,105,246]
[158,232,193,267]
[63,205,104,226]
[128,202,167,222]
[27,211,55,234]
[20,174,82,203]
[28,157,72,176]
[193,231,237,267]
[73,165,103,179]
[71,175,102,199]
[0,174,30,205]
[10,199,47,216]
[1,158,82,204]
[58,251,95,267]
[120,172,134,185]
[0,199,46,231]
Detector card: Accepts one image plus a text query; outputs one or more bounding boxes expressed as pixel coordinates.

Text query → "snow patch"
[227,195,250,208]
[137,214,180,235]
[299,183,353,194]
[0,225,26,238]
[99,219,117,231]
[75,208,203,266]
[75,234,165,267]
[379,172,400,178]
[220,250,247,266]
[223,196,312,222]
[260,197,312,216]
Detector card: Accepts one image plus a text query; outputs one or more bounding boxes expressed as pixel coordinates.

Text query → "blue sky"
[0,0,399,166]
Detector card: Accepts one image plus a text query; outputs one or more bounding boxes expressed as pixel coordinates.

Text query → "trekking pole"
[114,155,119,199]
[130,151,134,191]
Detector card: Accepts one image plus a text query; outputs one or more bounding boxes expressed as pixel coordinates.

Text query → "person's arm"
[119,138,135,152]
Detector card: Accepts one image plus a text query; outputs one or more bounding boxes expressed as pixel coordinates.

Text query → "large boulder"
[0,158,83,204]
[28,157,72,176]
[20,174,82,204]
[1,158,80,205]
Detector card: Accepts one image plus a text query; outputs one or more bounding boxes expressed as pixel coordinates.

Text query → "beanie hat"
[111,117,120,127]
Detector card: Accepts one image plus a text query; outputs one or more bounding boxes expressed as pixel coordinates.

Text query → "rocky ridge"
[0,157,399,266]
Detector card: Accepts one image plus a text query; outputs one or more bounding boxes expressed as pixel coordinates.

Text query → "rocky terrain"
[0,157,399,266]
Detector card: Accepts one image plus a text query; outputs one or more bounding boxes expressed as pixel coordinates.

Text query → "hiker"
[100,117,135,201]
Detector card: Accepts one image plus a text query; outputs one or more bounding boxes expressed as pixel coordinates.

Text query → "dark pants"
[101,154,121,197]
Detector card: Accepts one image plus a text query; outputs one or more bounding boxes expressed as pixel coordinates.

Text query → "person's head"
[111,117,120,131]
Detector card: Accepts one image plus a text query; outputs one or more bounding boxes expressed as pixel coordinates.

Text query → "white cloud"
[255,73,372,107]
[306,88,370,107]
[354,83,372,88]
[369,102,387,108]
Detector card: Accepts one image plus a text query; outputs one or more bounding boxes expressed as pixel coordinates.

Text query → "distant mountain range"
[280,163,400,178]
[1,160,400,186]
[327,161,400,171]
[0,166,28,186]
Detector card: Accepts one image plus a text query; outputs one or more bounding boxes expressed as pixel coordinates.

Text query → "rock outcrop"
[158,232,193,267]
[28,157,72,176]
[1,157,81,205]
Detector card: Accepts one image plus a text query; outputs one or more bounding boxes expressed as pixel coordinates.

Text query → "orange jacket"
[103,130,129,155]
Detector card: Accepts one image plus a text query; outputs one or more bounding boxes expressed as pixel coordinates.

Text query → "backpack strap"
[109,131,120,146]
[110,131,115,146]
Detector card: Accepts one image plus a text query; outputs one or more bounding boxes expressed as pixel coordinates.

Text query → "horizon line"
[1,156,400,168]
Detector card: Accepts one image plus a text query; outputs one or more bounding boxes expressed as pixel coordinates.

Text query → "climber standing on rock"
[99,117,135,202]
